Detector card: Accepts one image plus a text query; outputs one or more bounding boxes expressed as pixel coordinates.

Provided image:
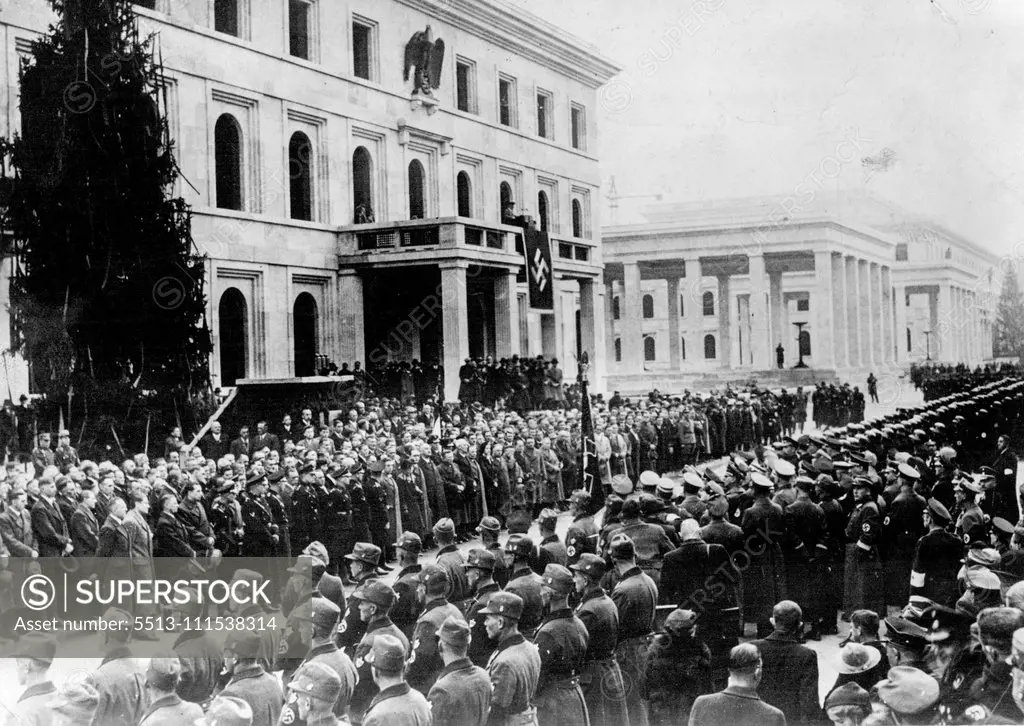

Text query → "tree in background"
[994,266,1024,362]
[0,0,211,456]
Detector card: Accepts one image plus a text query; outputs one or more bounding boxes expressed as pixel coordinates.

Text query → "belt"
[502,706,538,726]
[546,676,581,690]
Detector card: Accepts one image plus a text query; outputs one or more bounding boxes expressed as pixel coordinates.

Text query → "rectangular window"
[796,299,810,312]
[570,103,586,150]
[574,245,590,262]
[498,75,517,127]
[558,242,573,260]
[289,0,310,60]
[352,18,376,81]
[214,0,239,36]
[896,243,909,261]
[455,58,477,113]
[536,89,552,139]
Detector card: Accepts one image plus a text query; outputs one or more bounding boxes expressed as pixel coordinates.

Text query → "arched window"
[799,330,811,358]
[642,294,655,319]
[214,0,238,35]
[293,293,318,377]
[408,160,426,220]
[643,336,656,361]
[500,182,514,222]
[612,297,621,320]
[571,199,583,238]
[218,288,248,386]
[906,327,912,353]
[537,191,549,233]
[704,334,717,359]
[614,338,622,362]
[214,114,242,210]
[288,131,312,221]
[702,291,715,316]
[352,146,374,223]
[457,171,473,218]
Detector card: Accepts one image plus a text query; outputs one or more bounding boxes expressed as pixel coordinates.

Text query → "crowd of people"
[1,370,1024,725]
[910,362,1024,401]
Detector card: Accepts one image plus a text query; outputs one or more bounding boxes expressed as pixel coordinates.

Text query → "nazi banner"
[523,227,554,310]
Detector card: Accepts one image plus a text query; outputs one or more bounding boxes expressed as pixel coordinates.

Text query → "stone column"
[845,257,861,367]
[622,262,644,374]
[494,269,520,359]
[579,278,605,392]
[927,287,940,361]
[684,256,703,369]
[338,270,365,366]
[748,253,770,369]
[894,284,908,364]
[831,252,848,369]
[769,271,784,361]
[880,267,894,366]
[858,259,873,370]
[717,275,732,368]
[667,276,682,370]
[604,281,617,369]
[440,261,470,401]
[870,263,883,366]
[813,249,835,369]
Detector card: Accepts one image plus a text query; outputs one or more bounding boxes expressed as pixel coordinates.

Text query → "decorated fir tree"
[994,267,1024,362]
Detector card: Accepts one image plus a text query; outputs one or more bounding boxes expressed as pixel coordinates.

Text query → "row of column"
[817,252,894,370]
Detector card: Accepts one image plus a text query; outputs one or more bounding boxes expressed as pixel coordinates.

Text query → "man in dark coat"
[571,553,628,726]
[909,498,962,610]
[844,476,884,617]
[741,474,787,637]
[610,533,658,726]
[31,475,72,558]
[199,421,230,461]
[534,565,589,726]
[69,487,100,557]
[689,643,786,726]
[750,600,821,726]
[427,616,493,726]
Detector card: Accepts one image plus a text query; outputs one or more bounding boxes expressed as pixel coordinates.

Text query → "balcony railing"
[340,217,524,255]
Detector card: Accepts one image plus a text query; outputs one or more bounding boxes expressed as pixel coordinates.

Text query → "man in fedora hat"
[827,642,884,700]
[428,615,493,726]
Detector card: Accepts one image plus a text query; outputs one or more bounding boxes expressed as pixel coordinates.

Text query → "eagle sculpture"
[403,25,445,98]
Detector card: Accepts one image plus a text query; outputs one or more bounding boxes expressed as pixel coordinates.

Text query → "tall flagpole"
[577,351,602,515]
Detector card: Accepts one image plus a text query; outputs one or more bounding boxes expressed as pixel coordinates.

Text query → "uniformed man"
[609,533,657,726]
[571,553,629,726]
[219,630,284,726]
[279,661,344,726]
[391,531,424,639]
[504,534,545,638]
[290,472,321,559]
[534,564,590,726]
[909,499,962,611]
[882,464,927,613]
[7,634,62,726]
[609,497,674,588]
[87,608,147,726]
[338,542,382,654]
[741,473,788,637]
[844,476,884,617]
[349,581,409,725]
[480,591,541,726]
[427,616,493,726]
[782,476,827,640]
[477,515,511,588]
[536,508,568,570]
[959,607,1024,723]
[361,635,432,726]
[407,564,463,694]
[240,472,278,565]
[138,658,204,726]
[564,490,598,566]
[953,475,988,547]
[434,517,471,606]
[465,547,502,668]
[292,597,357,719]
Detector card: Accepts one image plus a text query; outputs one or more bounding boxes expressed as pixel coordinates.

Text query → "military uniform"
[740,488,788,634]
[844,495,884,616]
[486,632,541,726]
[537,533,569,569]
[407,595,463,694]
[391,563,424,638]
[565,513,598,565]
[611,564,658,726]
[534,608,590,726]
[428,617,493,726]
[467,580,502,668]
[350,617,410,723]
[574,584,628,726]
[882,489,927,611]
[505,566,545,638]
[437,542,471,606]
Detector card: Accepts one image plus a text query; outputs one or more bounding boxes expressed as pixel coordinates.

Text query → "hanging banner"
[523,227,554,310]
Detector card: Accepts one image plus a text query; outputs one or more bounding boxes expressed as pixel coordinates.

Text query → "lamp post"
[793,322,808,369]
[923,330,933,361]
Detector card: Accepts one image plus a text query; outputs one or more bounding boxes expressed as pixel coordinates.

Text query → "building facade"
[602,193,998,393]
[0,0,619,400]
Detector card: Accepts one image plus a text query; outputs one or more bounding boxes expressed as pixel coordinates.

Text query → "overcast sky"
[510,0,1024,259]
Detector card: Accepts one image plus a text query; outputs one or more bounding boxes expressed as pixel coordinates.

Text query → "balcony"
[337,216,529,269]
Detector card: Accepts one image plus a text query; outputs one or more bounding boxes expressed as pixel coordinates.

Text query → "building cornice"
[394,0,622,88]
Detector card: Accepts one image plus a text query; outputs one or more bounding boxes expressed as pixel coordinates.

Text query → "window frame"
[287,0,317,62]
[536,87,553,140]
[570,102,587,150]
[498,73,518,128]
[351,15,379,82]
[455,56,478,114]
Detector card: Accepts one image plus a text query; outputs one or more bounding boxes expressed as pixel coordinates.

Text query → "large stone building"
[0,0,619,400]
[602,192,999,394]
